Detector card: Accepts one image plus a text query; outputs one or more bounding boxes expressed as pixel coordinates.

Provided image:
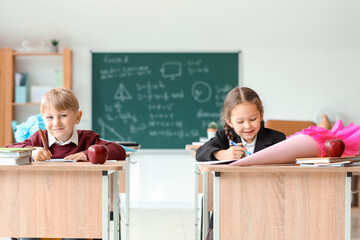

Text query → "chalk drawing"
[98,118,124,140]
[160,62,182,81]
[191,81,212,103]
[114,83,132,102]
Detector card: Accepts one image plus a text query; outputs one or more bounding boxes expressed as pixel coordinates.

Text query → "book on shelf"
[0,147,35,157]
[0,156,32,165]
[296,155,360,164]
[14,72,28,103]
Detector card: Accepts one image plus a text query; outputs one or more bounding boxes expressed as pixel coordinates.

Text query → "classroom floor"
[125,209,360,240]
[353,214,360,240]
[124,208,195,240]
[3,209,360,239]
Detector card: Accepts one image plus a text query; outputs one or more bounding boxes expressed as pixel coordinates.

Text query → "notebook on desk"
[49,159,76,162]
[198,159,237,165]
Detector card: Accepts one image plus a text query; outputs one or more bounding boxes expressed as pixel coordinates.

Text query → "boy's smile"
[42,106,82,142]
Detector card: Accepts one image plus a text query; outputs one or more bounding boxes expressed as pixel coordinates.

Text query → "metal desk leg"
[346,172,352,240]
[202,171,209,240]
[124,161,130,240]
[102,171,111,240]
[213,172,220,240]
[195,164,199,240]
[113,171,120,240]
[125,161,130,225]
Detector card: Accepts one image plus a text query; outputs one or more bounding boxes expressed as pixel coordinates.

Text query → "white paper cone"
[229,134,321,166]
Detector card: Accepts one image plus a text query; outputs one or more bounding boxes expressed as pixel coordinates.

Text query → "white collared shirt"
[240,136,257,156]
[48,129,79,147]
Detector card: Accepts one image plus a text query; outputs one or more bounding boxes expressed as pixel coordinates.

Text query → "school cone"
[229,134,321,166]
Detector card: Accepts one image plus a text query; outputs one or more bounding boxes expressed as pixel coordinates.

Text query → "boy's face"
[226,102,263,143]
[42,105,82,142]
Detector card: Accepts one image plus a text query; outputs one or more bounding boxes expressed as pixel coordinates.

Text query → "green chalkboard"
[92,52,239,149]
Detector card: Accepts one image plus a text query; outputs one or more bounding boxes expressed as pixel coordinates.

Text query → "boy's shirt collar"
[240,135,257,156]
[48,129,79,147]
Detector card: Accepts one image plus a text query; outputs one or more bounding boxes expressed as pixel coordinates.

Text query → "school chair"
[265,119,316,137]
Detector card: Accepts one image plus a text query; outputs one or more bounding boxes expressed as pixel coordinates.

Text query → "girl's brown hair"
[222,87,264,141]
[40,87,79,114]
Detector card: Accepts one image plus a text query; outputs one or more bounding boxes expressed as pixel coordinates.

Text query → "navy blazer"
[196,127,286,162]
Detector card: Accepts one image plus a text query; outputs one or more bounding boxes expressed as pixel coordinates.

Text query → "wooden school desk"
[199,164,353,240]
[119,151,136,240]
[185,144,213,240]
[117,142,140,232]
[0,161,126,240]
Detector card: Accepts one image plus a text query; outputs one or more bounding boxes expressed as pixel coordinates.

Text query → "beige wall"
[1,0,360,129]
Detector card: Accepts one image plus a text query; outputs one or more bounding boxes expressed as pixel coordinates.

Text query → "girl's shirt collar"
[240,136,257,156]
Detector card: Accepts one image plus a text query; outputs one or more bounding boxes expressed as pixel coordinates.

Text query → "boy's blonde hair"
[40,87,79,114]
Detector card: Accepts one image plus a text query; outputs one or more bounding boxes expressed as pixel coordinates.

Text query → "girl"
[196,87,286,162]
[196,87,286,240]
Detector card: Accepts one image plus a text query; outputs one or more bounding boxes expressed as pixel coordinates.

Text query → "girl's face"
[226,102,263,143]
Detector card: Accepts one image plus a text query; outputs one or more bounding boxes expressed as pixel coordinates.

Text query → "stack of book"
[296,156,360,167]
[0,148,35,165]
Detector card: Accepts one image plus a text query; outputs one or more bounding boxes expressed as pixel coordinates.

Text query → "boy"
[7,87,126,161]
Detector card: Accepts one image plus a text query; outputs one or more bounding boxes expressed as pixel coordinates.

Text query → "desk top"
[0,160,127,171]
[198,163,360,173]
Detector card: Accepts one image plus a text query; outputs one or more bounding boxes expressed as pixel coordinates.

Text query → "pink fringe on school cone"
[230,120,360,166]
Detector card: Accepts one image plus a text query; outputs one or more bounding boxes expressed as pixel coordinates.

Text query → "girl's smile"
[227,102,263,143]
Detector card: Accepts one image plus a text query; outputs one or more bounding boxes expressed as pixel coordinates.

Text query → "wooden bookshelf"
[0,48,72,147]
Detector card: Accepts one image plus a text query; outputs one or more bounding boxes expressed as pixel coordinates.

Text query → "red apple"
[324,139,345,157]
[88,144,109,164]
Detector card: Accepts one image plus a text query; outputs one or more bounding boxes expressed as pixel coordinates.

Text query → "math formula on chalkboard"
[92,52,239,148]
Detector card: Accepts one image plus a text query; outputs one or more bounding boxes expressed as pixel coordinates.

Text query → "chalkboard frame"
[91,51,241,149]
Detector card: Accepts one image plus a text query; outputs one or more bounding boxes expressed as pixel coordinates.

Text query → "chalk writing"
[196,109,221,118]
[129,123,147,134]
[100,66,151,80]
[148,120,183,128]
[148,103,174,111]
[92,52,239,148]
[149,129,199,139]
[103,55,129,64]
[187,59,209,75]
[149,113,174,120]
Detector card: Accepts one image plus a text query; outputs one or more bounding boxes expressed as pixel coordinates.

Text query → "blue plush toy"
[14,114,46,142]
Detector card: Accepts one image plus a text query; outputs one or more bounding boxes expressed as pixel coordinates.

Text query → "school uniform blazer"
[195,127,286,162]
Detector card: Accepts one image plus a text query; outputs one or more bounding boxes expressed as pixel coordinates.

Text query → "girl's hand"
[64,152,87,161]
[32,147,52,161]
[213,143,247,160]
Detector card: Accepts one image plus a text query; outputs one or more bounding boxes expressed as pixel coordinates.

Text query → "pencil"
[230,140,252,155]
[39,129,49,151]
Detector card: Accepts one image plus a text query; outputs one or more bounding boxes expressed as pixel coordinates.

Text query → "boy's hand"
[64,152,87,161]
[32,147,52,161]
[214,144,247,160]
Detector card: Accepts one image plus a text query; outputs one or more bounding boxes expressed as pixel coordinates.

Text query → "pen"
[39,129,49,151]
[230,140,252,156]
